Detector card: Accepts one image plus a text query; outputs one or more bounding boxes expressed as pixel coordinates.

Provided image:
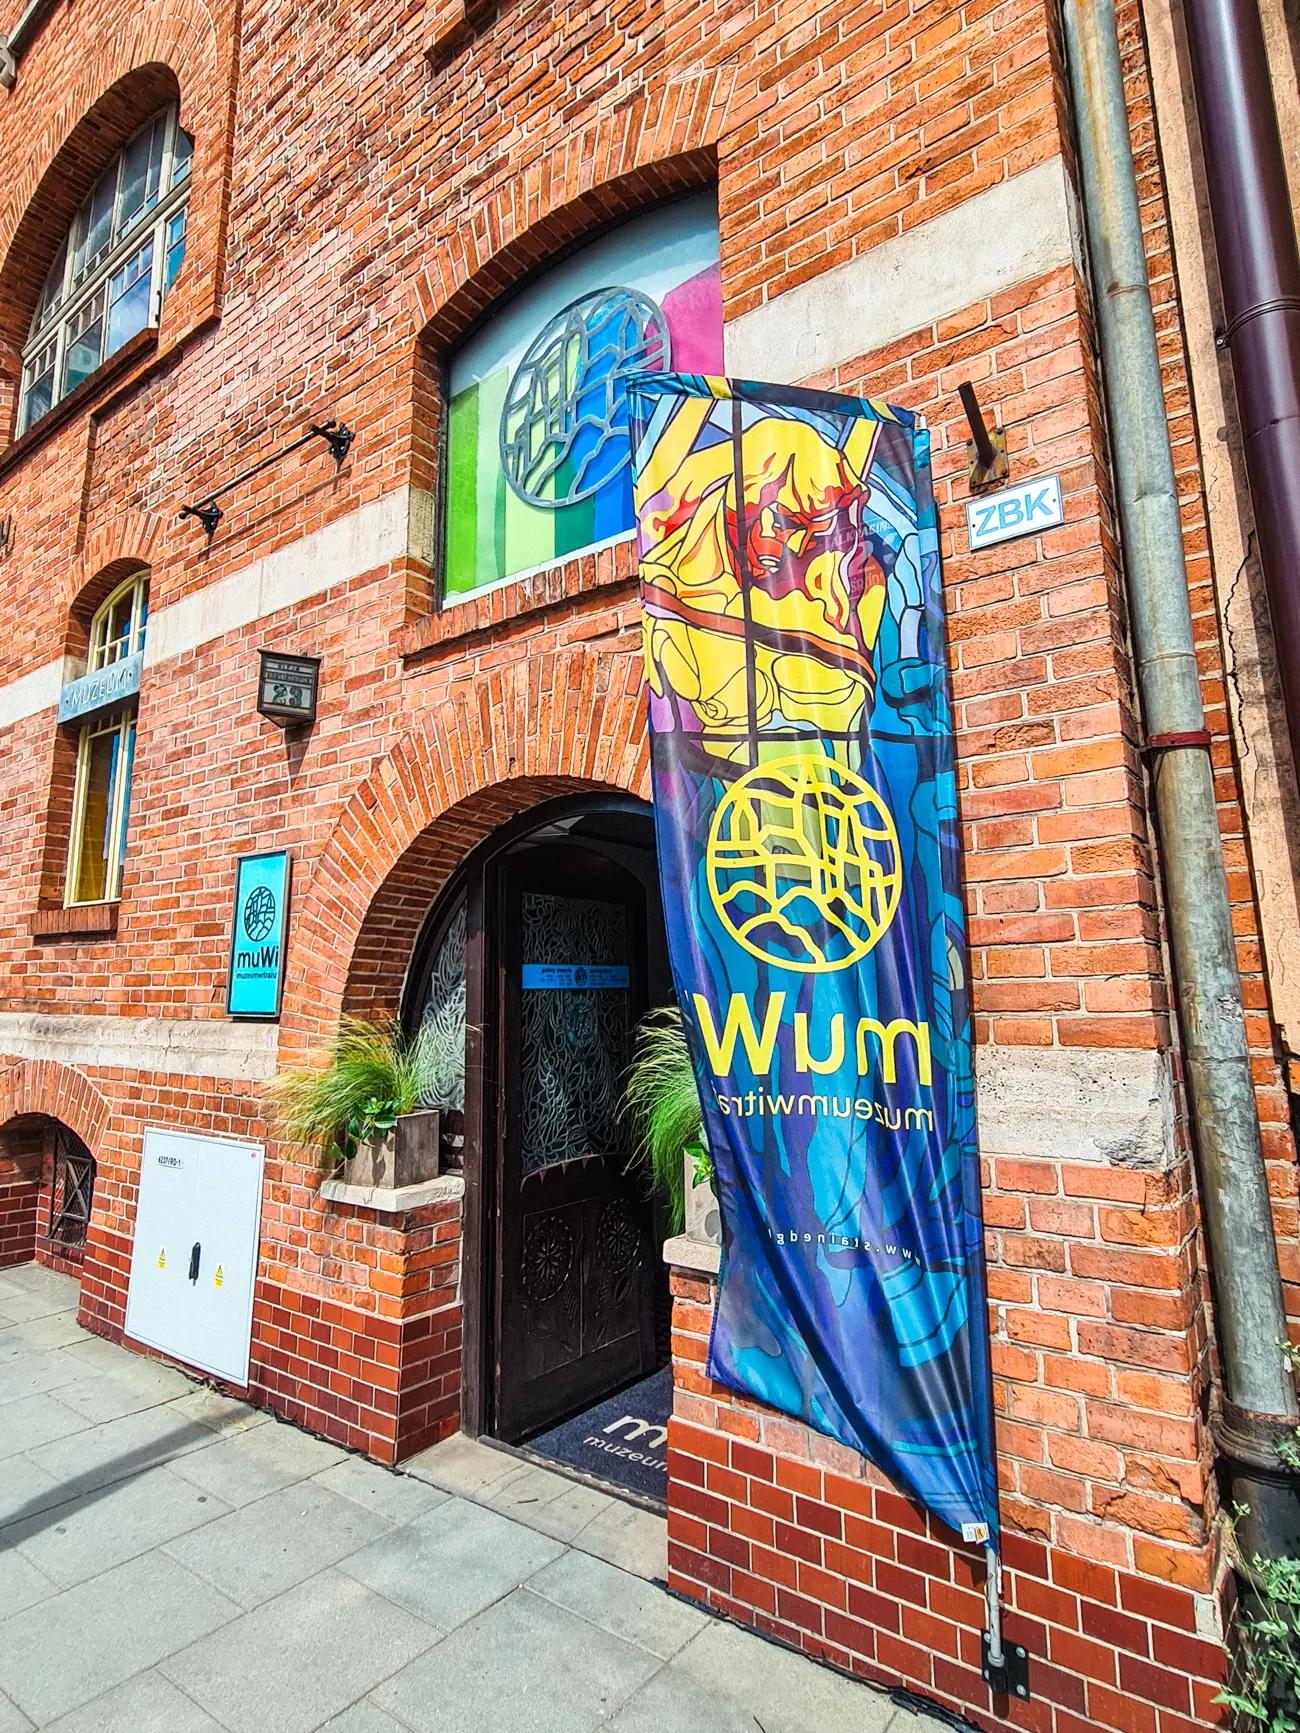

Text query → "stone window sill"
[319,1173,465,1213]
[398,534,639,664]
[0,329,157,481]
[662,1234,720,1276]
[31,903,119,940]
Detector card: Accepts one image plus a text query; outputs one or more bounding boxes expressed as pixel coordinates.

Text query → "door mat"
[527,1365,672,1504]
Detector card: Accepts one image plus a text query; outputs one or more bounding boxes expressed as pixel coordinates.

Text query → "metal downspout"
[1180,0,1300,782]
[1061,0,1298,1548]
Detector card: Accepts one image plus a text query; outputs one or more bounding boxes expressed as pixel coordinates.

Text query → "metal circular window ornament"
[498,286,670,510]
[242,885,277,942]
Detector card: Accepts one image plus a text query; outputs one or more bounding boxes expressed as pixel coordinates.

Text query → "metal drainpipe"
[1061,0,1299,1556]
[1181,0,1300,782]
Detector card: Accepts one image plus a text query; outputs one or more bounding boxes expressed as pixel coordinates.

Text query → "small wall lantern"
[257,650,321,725]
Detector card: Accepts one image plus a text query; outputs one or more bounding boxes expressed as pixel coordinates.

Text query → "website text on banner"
[628,374,998,1548]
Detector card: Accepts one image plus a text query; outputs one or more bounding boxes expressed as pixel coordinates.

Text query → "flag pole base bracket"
[981,1633,1030,1700]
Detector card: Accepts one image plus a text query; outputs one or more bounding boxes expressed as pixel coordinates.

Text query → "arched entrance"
[0,1114,97,1272]
[403,791,675,1468]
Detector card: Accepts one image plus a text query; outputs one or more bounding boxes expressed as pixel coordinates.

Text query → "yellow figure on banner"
[638,399,895,765]
[706,752,901,971]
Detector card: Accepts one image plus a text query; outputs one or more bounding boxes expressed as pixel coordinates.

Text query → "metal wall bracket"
[981,1632,1030,1699]
[179,418,356,539]
[958,381,1009,494]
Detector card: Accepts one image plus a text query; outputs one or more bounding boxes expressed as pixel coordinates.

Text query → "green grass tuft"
[269,1015,456,1167]
[622,1006,710,1234]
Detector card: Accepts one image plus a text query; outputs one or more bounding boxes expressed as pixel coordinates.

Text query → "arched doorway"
[0,1115,97,1272]
[403,792,674,1468]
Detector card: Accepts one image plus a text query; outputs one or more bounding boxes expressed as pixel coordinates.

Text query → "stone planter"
[684,1147,721,1246]
[340,1109,441,1190]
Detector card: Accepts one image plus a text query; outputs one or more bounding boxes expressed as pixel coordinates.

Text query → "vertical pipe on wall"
[1180,0,1300,783]
[1061,0,1298,1533]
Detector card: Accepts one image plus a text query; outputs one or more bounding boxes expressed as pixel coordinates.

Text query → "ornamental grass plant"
[269,1015,451,1169]
[622,1005,712,1234]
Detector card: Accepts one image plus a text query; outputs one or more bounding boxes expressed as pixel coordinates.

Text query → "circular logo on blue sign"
[242,885,277,942]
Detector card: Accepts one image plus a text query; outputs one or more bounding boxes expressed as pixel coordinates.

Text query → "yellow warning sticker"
[214,1266,224,1288]
[158,1249,166,1270]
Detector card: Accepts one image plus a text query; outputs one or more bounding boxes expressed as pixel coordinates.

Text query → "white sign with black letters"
[966,474,1064,551]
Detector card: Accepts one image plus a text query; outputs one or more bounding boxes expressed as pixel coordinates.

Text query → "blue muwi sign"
[629,375,1000,1553]
[226,851,292,1018]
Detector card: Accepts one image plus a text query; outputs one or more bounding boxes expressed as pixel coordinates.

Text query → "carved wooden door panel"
[494,843,656,1442]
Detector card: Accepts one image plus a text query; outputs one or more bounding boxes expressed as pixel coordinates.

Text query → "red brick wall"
[669,1271,1229,1733]
[0,1156,39,1268]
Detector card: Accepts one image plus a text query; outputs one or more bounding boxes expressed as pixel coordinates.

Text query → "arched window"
[66,571,148,906]
[443,192,723,601]
[19,106,191,436]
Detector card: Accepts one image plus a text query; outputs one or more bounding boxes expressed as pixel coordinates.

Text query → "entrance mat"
[527,1366,672,1504]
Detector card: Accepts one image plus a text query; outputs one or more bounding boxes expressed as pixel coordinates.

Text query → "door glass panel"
[518,892,628,1176]
[419,899,466,1114]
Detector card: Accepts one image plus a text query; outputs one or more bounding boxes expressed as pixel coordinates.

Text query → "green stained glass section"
[445,385,480,597]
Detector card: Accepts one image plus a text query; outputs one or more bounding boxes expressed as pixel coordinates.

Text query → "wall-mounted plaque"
[57,650,144,725]
[257,651,320,724]
[226,850,292,1019]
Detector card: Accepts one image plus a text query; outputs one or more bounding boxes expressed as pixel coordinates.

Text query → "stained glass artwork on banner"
[444,195,723,599]
[628,374,999,1545]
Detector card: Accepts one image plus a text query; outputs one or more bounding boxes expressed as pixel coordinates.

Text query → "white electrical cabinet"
[124,1127,266,1387]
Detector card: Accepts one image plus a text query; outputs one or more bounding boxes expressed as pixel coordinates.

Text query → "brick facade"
[1,0,1296,1715]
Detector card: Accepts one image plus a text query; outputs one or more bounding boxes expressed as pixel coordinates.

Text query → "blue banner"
[629,375,997,1544]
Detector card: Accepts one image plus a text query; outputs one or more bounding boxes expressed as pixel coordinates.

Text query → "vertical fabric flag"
[628,375,998,1545]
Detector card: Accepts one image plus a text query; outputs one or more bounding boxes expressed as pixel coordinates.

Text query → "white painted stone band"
[725,158,1081,385]
[0,1013,279,1081]
[0,487,434,733]
[0,1011,1174,1171]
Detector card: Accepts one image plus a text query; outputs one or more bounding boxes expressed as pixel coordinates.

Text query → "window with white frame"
[19,107,191,437]
[65,572,149,906]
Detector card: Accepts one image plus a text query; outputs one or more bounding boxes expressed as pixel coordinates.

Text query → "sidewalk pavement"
[0,1261,942,1733]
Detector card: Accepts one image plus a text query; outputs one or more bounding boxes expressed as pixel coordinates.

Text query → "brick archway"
[409,67,736,351]
[282,644,649,1054]
[0,1058,112,1156]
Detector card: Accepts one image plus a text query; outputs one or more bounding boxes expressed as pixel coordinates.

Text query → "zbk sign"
[226,850,292,1018]
[966,473,1063,551]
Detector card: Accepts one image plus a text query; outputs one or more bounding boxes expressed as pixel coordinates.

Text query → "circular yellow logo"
[706,753,902,972]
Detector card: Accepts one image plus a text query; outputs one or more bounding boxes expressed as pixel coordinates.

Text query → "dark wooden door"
[494,842,656,1442]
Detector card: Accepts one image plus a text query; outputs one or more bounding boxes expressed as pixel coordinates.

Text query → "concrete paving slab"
[168,1413,347,1508]
[163,1475,394,1609]
[0,1313,90,1355]
[374,1583,662,1733]
[318,1703,412,1733]
[406,1430,525,1498]
[0,1352,85,1405]
[665,1619,905,1733]
[313,1456,448,1525]
[26,1402,217,1495]
[0,1393,88,1461]
[0,1545,60,1620]
[493,1471,624,1542]
[9,1463,230,1588]
[569,1493,669,1581]
[160,1568,441,1733]
[51,1361,196,1424]
[0,1691,33,1733]
[337,1494,565,1632]
[0,1453,62,1527]
[0,1550,240,1724]
[166,1387,270,1436]
[42,1669,225,1733]
[527,1552,709,1660]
